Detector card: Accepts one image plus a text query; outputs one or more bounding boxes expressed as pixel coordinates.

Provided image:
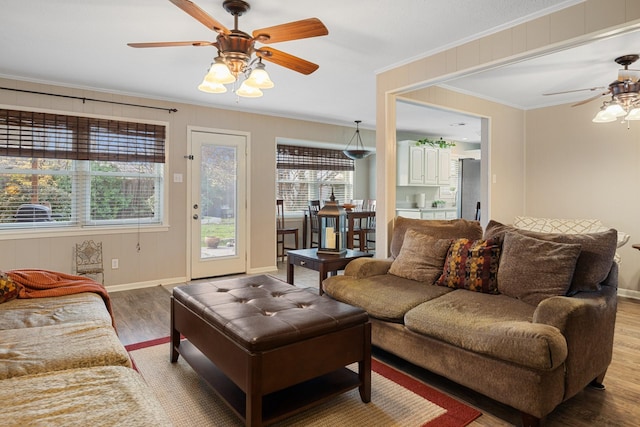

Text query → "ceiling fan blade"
[257,47,319,75]
[571,93,609,107]
[127,41,216,48]
[543,86,606,96]
[169,0,230,34]
[253,18,328,43]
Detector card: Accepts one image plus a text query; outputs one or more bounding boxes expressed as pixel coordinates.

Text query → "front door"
[189,129,247,279]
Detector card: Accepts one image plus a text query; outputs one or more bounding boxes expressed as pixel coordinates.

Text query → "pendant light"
[343,120,372,160]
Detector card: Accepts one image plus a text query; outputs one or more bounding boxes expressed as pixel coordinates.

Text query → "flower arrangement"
[416,137,456,149]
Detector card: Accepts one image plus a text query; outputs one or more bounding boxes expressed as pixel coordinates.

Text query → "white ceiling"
[3,0,631,144]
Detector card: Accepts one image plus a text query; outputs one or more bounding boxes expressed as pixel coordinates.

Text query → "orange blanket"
[7,269,114,326]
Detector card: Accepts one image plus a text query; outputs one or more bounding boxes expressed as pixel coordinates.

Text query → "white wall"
[526,103,640,296]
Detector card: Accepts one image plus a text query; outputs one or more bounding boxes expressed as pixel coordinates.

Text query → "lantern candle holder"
[318,190,347,255]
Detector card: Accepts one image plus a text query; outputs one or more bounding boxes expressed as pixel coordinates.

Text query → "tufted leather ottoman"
[170,274,371,427]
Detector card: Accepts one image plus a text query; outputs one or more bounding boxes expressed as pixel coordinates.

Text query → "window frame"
[0,105,170,239]
[276,143,355,215]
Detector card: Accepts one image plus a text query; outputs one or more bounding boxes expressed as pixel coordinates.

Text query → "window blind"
[277,144,354,171]
[0,109,166,163]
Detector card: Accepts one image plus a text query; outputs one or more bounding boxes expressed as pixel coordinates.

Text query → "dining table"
[302,208,375,250]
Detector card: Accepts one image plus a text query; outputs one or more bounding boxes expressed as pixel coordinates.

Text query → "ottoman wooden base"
[170,275,371,427]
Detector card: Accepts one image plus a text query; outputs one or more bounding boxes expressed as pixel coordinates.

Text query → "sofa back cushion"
[435,237,502,294]
[388,229,452,283]
[391,217,483,259]
[498,232,582,305]
[485,220,617,293]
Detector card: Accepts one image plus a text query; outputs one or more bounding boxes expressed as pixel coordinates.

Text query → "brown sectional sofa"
[323,217,618,427]
[0,288,172,426]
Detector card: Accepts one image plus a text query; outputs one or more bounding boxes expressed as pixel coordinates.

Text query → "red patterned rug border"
[126,337,481,427]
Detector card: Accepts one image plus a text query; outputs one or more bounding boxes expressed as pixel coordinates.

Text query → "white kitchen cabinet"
[397,140,450,186]
[437,149,451,185]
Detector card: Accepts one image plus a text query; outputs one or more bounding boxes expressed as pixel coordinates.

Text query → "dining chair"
[308,200,321,248]
[364,199,377,250]
[276,199,299,262]
[353,199,376,252]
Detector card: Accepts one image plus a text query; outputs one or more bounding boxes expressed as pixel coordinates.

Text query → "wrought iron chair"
[75,240,104,284]
[276,199,299,262]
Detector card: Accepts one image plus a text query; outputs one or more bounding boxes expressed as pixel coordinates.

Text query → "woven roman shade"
[277,144,354,171]
[0,109,166,163]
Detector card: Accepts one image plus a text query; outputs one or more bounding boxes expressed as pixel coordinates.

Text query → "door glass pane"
[200,144,237,259]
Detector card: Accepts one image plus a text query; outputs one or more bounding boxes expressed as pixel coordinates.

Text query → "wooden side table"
[287,248,373,295]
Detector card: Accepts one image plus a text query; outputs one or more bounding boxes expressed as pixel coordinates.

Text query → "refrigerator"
[457,158,481,220]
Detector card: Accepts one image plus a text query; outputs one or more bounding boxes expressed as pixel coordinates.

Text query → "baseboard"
[249,265,280,275]
[617,288,640,300]
[106,276,187,293]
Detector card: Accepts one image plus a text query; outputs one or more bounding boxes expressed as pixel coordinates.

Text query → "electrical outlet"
[111,259,119,269]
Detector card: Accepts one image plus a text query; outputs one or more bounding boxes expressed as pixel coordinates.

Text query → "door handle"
[193,214,199,220]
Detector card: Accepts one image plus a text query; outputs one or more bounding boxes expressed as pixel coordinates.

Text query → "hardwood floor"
[110,264,640,427]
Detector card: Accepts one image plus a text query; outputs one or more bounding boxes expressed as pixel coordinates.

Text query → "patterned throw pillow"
[0,273,21,303]
[436,237,502,293]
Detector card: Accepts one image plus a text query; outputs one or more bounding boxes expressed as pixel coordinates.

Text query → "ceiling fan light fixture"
[343,120,372,160]
[205,56,237,85]
[244,61,274,89]
[605,103,627,117]
[236,81,263,98]
[625,107,640,120]
[592,108,617,123]
[198,79,227,93]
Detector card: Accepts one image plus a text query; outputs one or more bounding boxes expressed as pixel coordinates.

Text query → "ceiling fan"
[128,0,328,97]
[542,54,640,117]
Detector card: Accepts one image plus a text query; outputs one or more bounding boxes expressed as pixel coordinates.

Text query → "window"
[276,144,354,212]
[0,109,165,230]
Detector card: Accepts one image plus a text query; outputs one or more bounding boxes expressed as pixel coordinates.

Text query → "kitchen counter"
[396,207,458,220]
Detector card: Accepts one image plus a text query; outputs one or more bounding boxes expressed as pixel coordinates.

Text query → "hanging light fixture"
[593,55,640,123]
[343,120,372,160]
[198,52,274,98]
[244,59,275,89]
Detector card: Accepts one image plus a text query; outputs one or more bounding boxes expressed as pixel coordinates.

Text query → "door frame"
[186,125,251,280]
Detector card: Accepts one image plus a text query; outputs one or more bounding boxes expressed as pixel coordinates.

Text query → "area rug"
[127,337,481,427]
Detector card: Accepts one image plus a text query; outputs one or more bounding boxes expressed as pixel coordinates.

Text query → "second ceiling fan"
[128,0,329,97]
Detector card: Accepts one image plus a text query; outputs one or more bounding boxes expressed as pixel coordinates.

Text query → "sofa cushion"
[498,232,581,306]
[0,366,172,427]
[435,237,501,294]
[388,230,452,283]
[404,291,568,371]
[323,274,453,322]
[484,220,617,293]
[0,321,131,379]
[0,292,112,330]
[390,217,483,259]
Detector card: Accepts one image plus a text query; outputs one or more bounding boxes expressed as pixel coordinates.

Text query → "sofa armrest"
[343,258,393,278]
[533,266,618,398]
